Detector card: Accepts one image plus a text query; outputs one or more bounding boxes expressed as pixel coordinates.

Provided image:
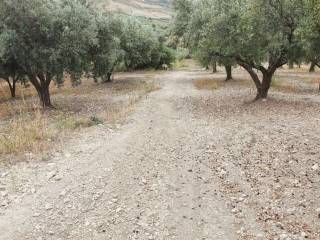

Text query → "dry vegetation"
[0,73,160,159]
[194,79,221,91]
[193,66,320,96]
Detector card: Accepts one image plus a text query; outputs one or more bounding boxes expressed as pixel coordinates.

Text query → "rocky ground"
[0,68,319,240]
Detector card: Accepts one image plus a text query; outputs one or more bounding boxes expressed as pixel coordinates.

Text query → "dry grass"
[194,79,221,91]
[302,76,320,85]
[271,78,298,93]
[0,75,160,158]
[103,80,160,124]
[0,109,54,155]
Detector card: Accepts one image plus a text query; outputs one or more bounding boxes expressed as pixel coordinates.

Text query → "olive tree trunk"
[3,76,20,98]
[238,62,275,100]
[37,86,52,107]
[225,65,232,81]
[309,62,317,72]
[256,72,273,99]
[5,78,16,98]
[29,73,53,108]
[288,60,294,69]
[212,62,217,73]
[9,81,16,98]
[102,72,113,83]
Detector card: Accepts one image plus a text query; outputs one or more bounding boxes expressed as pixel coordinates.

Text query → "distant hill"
[94,0,172,20]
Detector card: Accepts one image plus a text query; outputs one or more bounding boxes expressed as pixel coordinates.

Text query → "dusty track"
[0,69,320,240]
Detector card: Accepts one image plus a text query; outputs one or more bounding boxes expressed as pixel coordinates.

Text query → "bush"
[119,17,175,70]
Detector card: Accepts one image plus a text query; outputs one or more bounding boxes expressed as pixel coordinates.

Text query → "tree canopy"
[173,0,313,99]
[0,0,175,107]
[0,0,97,106]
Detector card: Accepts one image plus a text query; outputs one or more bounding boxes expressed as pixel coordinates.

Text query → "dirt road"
[0,69,319,240]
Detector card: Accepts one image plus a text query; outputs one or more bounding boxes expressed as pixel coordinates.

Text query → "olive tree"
[234,0,304,99]
[0,0,97,107]
[90,14,122,83]
[173,0,235,80]
[300,0,320,72]
[0,15,25,98]
[172,0,193,40]
[0,57,24,98]
[120,18,174,70]
[174,0,306,99]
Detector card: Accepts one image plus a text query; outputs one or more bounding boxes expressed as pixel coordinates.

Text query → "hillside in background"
[95,0,172,20]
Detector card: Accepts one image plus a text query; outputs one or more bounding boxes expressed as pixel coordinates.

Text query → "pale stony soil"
[0,67,320,240]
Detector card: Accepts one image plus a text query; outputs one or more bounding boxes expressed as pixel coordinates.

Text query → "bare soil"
[0,67,320,240]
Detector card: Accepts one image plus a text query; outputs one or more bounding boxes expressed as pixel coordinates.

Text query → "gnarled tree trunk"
[29,73,53,108]
[238,62,275,100]
[212,62,217,73]
[102,72,113,83]
[256,72,273,99]
[36,86,52,108]
[4,76,18,98]
[225,65,232,81]
[9,81,16,98]
[309,62,317,72]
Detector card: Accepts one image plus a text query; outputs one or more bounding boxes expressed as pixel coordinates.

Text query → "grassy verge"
[0,76,160,158]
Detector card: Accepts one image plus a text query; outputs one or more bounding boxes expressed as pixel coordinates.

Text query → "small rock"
[47,171,57,180]
[116,207,122,213]
[33,212,41,217]
[1,191,8,197]
[279,233,291,240]
[1,172,8,178]
[1,200,8,207]
[311,164,319,171]
[45,203,53,210]
[301,232,308,238]
[59,190,67,197]
[141,178,147,185]
[53,175,62,181]
[231,208,240,214]
[219,169,227,176]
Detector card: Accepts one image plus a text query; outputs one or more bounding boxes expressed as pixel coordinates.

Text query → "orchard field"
[1,0,320,240]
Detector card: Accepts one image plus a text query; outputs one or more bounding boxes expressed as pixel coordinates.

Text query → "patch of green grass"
[55,115,102,130]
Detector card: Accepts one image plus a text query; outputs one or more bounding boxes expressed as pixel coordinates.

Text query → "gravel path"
[0,70,319,240]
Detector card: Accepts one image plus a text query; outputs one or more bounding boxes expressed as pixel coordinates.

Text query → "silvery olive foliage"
[0,0,97,106]
[120,17,175,70]
[173,0,314,99]
[0,0,175,107]
[299,0,320,72]
[90,14,122,83]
